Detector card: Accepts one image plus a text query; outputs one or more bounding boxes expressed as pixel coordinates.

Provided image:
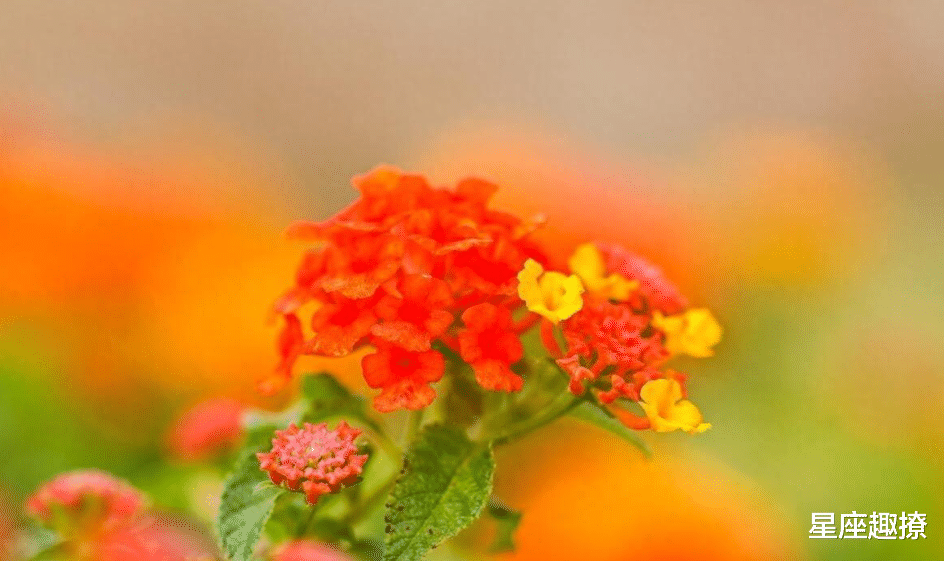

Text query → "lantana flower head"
[256,422,368,505]
[267,167,547,408]
[534,243,720,433]
[25,470,145,535]
[268,167,718,434]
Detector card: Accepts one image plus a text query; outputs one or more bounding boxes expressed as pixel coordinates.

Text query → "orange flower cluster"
[269,168,718,429]
[268,167,546,411]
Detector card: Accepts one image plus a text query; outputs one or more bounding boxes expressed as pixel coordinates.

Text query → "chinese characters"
[810,512,927,540]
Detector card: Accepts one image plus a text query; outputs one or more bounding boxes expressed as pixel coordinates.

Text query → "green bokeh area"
[0,323,191,515]
[686,192,944,560]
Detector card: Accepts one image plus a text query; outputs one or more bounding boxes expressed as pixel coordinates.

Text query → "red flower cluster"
[257,422,368,505]
[267,167,546,411]
[553,243,695,427]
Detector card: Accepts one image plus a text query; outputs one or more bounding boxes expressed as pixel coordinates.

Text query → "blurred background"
[2,1,943,559]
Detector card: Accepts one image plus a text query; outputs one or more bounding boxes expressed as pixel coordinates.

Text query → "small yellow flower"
[639,378,711,434]
[568,243,639,301]
[652,308,722,358]
[517,259,584,323]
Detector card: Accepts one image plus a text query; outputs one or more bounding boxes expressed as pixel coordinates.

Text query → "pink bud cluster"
[256,422,367,505]
[25,470,144,531]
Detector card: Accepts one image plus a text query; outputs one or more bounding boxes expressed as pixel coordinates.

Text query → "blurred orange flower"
[488,425,801,561]
[420,124,891,295]
[0,128,361,427]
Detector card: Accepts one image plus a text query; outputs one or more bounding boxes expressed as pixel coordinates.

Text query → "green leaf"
[301,372,384,435]
[383,425,495,561]
[217,426,285,561]
[486,498,522,553]
[569,401,652,458]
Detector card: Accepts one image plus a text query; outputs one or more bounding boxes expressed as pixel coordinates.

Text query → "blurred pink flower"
[25,470,144,535]
[90,514,217,561]
[271,540,353,561]
[167,398,245,461]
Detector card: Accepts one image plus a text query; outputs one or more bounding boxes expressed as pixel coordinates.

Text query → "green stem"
[404,409,424,446]
[369,427,402,459]
[477,389,511,436]
[297,505,320,537]
[342,471,400,527]
[489,393,584,446]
